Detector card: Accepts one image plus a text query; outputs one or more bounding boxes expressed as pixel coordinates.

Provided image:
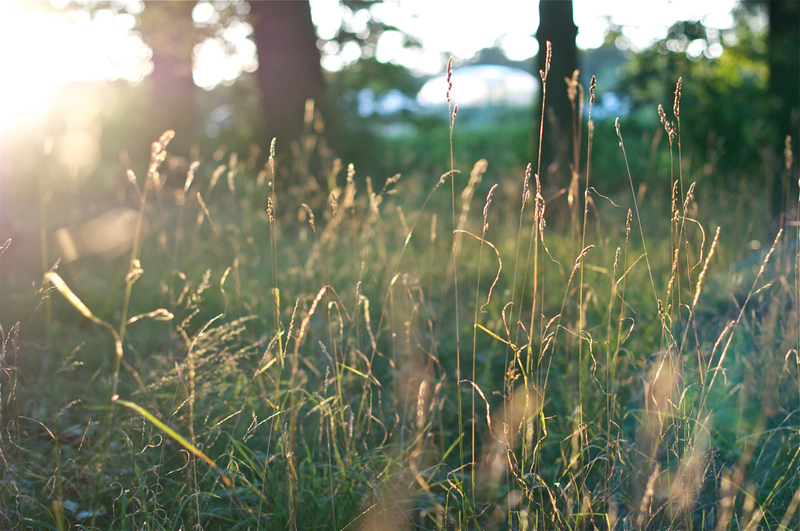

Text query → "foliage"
[333,0,422,55]
[325,56,425,180]
[619,11,778,187]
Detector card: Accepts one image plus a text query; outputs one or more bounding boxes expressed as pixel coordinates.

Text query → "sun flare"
[0,1,150,137]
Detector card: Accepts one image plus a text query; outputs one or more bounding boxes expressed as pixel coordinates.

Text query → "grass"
[1,55,799,530]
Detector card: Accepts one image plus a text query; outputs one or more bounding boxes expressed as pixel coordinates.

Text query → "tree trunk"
[767,0,799,214]
[249,1,327,151]
[138,1,198,153]
[534,0,578,183]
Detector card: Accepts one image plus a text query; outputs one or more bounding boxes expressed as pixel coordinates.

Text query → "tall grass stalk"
[442,56,475,526]
[615,118,659,308]
[575,73,595,510]
[119,130,174,345]
[516,41,552,520]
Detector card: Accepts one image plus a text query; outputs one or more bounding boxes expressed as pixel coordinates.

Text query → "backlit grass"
[0,58,798,531]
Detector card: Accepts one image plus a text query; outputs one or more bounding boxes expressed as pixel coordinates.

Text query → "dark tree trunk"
[249,0,327,151]
[138,1,198,153]
[534,0,578,182]
[767,0,799,214]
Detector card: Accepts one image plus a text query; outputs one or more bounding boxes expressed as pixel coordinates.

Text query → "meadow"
[0,60,798,530]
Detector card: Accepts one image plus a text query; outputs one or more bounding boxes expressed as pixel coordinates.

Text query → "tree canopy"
[619,2,798,211]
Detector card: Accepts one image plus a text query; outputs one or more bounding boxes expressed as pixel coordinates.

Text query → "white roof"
[417,64,539,108]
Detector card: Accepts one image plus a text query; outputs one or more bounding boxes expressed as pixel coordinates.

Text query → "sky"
[0,0,740,136]
[309,0,738,73]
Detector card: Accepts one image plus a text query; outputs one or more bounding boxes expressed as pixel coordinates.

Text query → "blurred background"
[0,0,798,294]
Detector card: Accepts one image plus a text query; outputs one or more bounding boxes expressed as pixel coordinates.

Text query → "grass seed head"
[784,135,793,171]
[566,69,579,104]
[483,183,499,232]
[184,161,199,193]
[683,181,696,214]
[522,162,532,206]
[540,40,552,83]
[626,208,632,236]
[446,57,453,103]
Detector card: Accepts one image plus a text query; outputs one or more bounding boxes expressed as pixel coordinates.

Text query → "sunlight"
[192,29,258,90]
[0,0,741,137]
[310,0,737,73]
[0,1,150,137]
[191,0,258,90]
[573,0,737,50]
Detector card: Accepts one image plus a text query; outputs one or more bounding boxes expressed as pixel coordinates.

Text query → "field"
[1,67,799,530]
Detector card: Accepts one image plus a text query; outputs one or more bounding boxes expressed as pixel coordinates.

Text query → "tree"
[248,1,327,153]
[765,0,799,213]
[138,1,199,153]
[620,4,798,216]
[534,0,578,181]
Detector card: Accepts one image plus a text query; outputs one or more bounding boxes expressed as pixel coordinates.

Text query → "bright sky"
[0,0,739,136]
[310,0,738,72]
